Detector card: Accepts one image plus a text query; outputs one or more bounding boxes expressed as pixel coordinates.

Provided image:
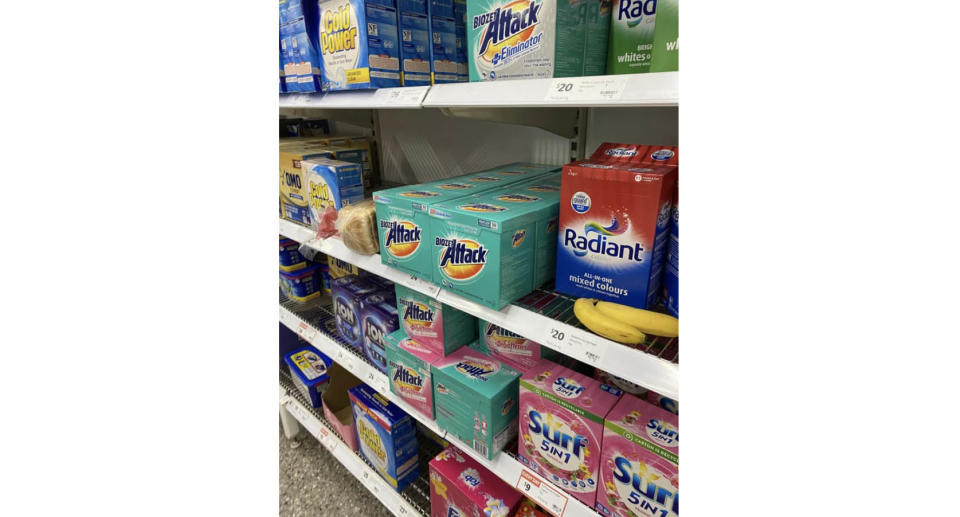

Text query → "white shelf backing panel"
[423,73,678,108]
[279,300,604,517]
[279,223,680,400]
[280,86,430,109]
[279,373,430,517]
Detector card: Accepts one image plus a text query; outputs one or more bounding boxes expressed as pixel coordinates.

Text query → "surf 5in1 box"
[285,346,333,408]
[317,0,402,90]
[518,359,622,507]
[348,383,421,491]
[466,0,587,81]
[555,161,677,309]
[385,329,443,418]
[360,291,400,373]
[429,446,524,517]
[395,284,476,355]
[595,394,679,517]
[432,348,520,459]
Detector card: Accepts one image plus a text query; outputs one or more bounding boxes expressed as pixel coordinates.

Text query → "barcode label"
[472,439,488,457]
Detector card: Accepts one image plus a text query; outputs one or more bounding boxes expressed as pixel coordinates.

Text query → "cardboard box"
[322,361,364,451]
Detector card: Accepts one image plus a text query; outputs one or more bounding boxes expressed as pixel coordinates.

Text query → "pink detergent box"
[595,394,679,517]
[518,359,622,507]
[429,446,523,517]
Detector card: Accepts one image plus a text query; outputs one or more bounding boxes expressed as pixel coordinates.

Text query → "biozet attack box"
[317,0,402,90]
[555,161,677,309]
[395,283,476,356]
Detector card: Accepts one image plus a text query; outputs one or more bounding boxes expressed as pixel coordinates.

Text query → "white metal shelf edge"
[280,87,429,109]
[279,307,597,517]
[279,387,423,517]
[279,219,679,399]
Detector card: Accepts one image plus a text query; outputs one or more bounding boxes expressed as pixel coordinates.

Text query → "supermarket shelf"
[279,298,603,517]
[279,86,429,109]
[280,218,679,399]
[279,371,431,517]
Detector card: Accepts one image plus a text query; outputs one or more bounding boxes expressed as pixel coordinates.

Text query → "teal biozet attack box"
[432,347,520,459]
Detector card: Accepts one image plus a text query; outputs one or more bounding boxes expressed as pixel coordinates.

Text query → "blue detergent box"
[452,0,467,81]
[317,0,402,90]
[349,384,420,491]
[280,0,323,92]
[285,346,333,408]
[360,291,400,373]
[430,0,453,18]
[303,158,364,228]
[398,0,433,86]
[332,276,382,351]
[430,14,458,83]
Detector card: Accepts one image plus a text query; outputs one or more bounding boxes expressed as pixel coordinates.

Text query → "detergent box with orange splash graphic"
[432,347,520,459]
[508,174,562,288]
[429,446,524,517]
[466,0,587,81]
[395,283,476,355]
[555,160,677,309]
[473,319,543,373]
[595,393,678,517]
[518,358,622,507]
[349,383,421,491]
[428,177,560,310]
[385,328,444,418]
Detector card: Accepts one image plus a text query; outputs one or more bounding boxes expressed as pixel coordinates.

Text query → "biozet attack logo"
[484,323,527,352]
[474,0,544,67]
[496,193,539,202]
[400,189,440,198]
[402,300,435,327]
[459,203,507,213]
[512,229,526,247]
[564,211,644,261]
[392,365,425,393]
[437,182,474,190]
[437,237,487,280]
[455,356,499,381]
[381,220,421,257]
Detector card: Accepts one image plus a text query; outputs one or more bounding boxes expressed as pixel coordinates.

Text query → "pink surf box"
[429,446,523,517]
[596,394,679,517]
[517,359,622,507]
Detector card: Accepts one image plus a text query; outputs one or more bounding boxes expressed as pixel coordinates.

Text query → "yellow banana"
[594,301,679,337]
[574,298,647,345]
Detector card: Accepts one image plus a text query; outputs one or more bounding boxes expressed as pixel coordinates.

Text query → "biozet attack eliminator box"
[595,394,679,517]
[474,319,544,373]
[317,0,402,90]
[466,0,586,81]
[432,347,520,459]
[518,359,622,507]
[395,283,476,355]
[555,161,677,309]
[385,328,443,418]
[429,446,524,517]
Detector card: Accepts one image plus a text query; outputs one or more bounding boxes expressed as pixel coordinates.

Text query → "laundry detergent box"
[518,359,622,507]
[395,283,476,355]
[385,328,444,418]
[431,14,460,83]
[360,291,400,372]
[398,0,434,86]
[555,161,677,309]
[285,345,333,408]
[475,319,543,373]
[429,445,524,517]
[583,0,611,76]
[662,184,678,317]
[304,158,364,230]
[348,383,421,491]
[606,0,677,75]
[332,275,382,351]
[466,0,587,81]
[280,145,338,226]
[590,143,678,167]
[432,347,521,459]
[595,394,679,517]
[506,176,562,288]
[453,0,469,81]
[649,0,678,73]
[329,256,362,279]
[317,0,402,90]
[281,0,323,91]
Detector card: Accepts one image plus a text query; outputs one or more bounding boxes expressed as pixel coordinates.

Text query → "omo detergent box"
[432,347,520,459]
[360,291,400,372]
[285,346,333,408]
[595,394,679,517]
[304,158,364,230]
[332,276,382,351]
[474,319,543,373]
[399,0,434,86]
[395,283,476,355]
[280,145,336,226]
[385,328,443,418]
[466,0,587,81]
[429,446,524,517]
[518,359,622,507]
[555,161,677,309]
[590,143,678,166]
[317,0,402,90]
[348,383,421,491]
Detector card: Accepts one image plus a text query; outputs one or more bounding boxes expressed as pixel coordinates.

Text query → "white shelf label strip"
[544,76,628,103]
[516,470,569,517]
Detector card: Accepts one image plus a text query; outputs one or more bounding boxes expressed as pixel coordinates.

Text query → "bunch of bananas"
[573,298,679,344]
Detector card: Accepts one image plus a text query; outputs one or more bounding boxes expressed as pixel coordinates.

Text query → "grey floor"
[280,425,391,517]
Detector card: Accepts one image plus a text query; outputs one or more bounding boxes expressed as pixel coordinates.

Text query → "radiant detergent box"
[304,158,364,230]
[332,276,382,351]
[590,143,678,167]
[428,180,559,309]
[360,291,400,372]
[518,359,622,507]
[280,145,337,226]
[285,346,333,408]
[662,185,678,317]
[395,283,476,355]
[429,446,524,517]
[595,394,679,517]
[432,347,520,459]
[349,383,421,491]
[385,328,443,418]
[606,0,666,75]
[466,0,587,81]
[399,0,434,86]
[317,0,402,90]
[555,161,677,309]
[475,319,543,373]
[649,0,678,73]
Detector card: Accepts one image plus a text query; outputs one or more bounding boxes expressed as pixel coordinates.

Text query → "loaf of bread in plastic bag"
[335,199,379,254]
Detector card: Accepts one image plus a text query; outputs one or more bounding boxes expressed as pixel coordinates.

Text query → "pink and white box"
[429,446,522,517]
